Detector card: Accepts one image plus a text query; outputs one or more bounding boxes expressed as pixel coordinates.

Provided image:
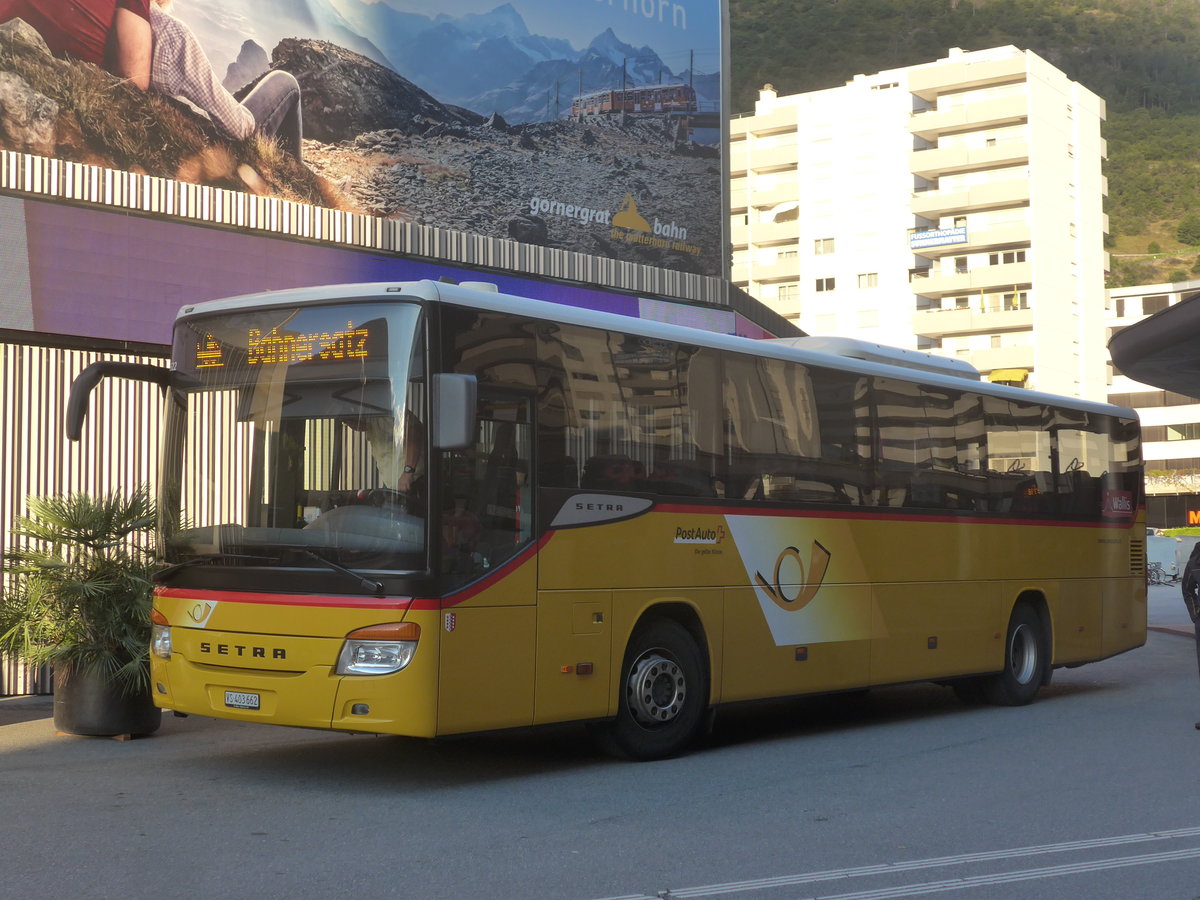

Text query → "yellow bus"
[69,280,1146,759]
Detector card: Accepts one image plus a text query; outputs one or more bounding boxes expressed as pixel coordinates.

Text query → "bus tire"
[982,603,1046,706]
[601,618,708,761]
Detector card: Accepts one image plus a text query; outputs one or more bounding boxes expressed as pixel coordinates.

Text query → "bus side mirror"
[65,361,186,441]
[432,374,477,449]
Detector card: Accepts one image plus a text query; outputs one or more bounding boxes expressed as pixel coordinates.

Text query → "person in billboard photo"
[0,0,152,86]
[148,0,302,160]
[0,0,303,161]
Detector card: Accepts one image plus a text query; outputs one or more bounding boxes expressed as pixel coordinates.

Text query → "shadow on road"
[0,696,52,726]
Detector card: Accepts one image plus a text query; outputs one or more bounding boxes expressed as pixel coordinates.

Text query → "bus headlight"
[151,610,171,660]
[336,622,421,675]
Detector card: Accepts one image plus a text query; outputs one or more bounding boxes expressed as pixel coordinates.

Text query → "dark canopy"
[1109,293,1200,399]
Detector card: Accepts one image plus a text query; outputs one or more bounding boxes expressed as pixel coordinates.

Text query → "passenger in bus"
[582,455,643,491]
[442,494,481,555]
[647,458,715,497]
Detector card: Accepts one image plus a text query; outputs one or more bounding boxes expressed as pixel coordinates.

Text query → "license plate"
[224,690,260,710]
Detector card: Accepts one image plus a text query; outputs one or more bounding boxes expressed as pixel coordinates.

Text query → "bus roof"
[177,280,1137,421]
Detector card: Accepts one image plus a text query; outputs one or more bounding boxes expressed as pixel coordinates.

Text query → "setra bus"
[67,280,1146,759]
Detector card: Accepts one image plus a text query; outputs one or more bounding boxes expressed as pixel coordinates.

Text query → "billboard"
[0,0,724,276]
[0,194,772,345]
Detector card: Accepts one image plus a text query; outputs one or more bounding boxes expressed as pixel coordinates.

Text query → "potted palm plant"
[0,487,161,737]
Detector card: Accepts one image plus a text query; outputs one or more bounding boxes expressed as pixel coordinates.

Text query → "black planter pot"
[53,665,161,737]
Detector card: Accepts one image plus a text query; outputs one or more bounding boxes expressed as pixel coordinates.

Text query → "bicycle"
[1147,561,1174,585]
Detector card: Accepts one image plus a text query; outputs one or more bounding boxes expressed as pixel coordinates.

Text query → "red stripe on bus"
[651,502,1141,529]
[440,533,554,609]
[154,587,417,610]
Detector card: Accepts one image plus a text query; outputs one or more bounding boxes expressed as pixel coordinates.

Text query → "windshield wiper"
[303,550,385,598]
[153,553,281,583]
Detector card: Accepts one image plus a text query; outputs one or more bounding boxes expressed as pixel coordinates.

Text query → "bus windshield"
[160,301,428,581]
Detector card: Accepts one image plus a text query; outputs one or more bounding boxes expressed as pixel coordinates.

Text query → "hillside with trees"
[728,0,1200,286]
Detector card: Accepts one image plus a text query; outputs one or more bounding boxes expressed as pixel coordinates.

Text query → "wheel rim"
[626,650,686,727]
[1008,623,1038,685]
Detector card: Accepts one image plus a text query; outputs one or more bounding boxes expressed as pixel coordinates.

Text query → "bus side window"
[440,396,531,582]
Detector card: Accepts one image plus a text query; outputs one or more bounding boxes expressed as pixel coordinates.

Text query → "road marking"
[590,825,1200,900]
[781,846,1200,899]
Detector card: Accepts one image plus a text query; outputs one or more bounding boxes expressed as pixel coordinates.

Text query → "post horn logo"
[187,601,214,623]
[754,541,832,611]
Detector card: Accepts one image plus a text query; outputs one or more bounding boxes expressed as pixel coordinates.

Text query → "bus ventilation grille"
[1130,539,1146,575]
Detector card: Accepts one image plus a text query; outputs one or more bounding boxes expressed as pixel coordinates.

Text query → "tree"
[1178,214,1200,246]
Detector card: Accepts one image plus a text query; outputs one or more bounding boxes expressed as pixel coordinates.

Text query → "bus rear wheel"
[600,618,708,761]
[982,603,1046,706]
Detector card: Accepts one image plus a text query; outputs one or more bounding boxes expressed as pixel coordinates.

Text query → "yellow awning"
[988,368,1029,384]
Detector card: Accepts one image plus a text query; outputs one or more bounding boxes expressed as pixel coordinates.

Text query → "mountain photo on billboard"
[0,0,724,277]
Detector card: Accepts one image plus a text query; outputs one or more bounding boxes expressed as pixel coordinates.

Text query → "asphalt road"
[2,583,1198,900]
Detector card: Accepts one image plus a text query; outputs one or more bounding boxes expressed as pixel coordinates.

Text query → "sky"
[355,0,722,62]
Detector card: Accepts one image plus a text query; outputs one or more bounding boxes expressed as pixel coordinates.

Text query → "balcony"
[745,180,800,209]
[735,218,800,247]
[908,95,1028,141]
[747,144,799,172]
[912,223,1031,259]
[742,257,801,283]
[909,260,1032,298]
[908,54,1028,101]
[911,140,1029,178]
[969,345,1036,374]
[913,305,1035,338]
[910,179,1030,218]
[736,108,798,138]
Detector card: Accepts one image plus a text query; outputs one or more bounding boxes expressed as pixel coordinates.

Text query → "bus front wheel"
[982,604,1046,706]
[600,618,708,761]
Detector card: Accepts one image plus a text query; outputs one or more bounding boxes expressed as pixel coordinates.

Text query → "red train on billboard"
[571,83,698,117]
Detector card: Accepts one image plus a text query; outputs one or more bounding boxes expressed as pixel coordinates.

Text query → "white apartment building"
[730,46,1110,401]
[1108,279,1200,519]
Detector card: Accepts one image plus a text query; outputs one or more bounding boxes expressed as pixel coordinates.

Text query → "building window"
[1003,291,1029,310]
[814,238,835,255]
[857,272,878,288]
[777,249,798,261]
[991,335,1002,348]
[955,296,971,309]
[1114,297,1126,317]
[816,278,836,292]
[954,256,968,274]
[1168,424,1200,441]
[953,216,967,228]
[989,250,1027,265]
[777,283,800,303]
[1143,295,1170,315]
